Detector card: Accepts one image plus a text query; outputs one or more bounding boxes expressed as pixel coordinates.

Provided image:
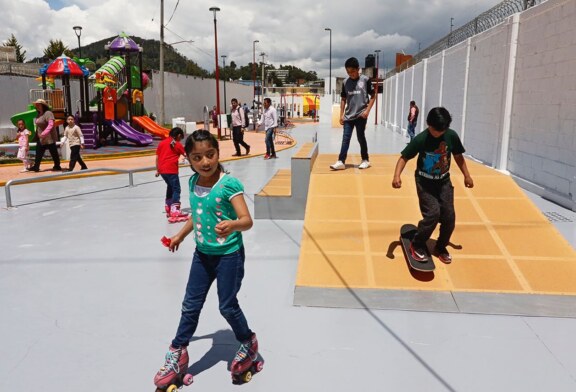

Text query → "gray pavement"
[1,123,576,392]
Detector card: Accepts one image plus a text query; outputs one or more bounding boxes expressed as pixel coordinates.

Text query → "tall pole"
[209,7,221,139]
[252,40,259,130]
[324,28,331,94]
[73,26,82,58]
[221,55,227,113]
[260,52,266,99]
[374,49,381,125]
[159,0,165,126]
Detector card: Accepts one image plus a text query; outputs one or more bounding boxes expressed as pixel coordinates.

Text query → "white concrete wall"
[382,0,575,210]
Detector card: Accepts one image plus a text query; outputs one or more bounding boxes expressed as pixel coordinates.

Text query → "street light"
[260,52,266,100]
[252,40,259,129]
[374,49,381,125]
[160,0,165,125]
[221,55,227,113]
[73,26,82,58]
[209,6,222,140]
[324,28,331,94]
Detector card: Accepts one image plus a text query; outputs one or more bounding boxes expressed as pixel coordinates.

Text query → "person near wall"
[28,98,62,172]
[61,115,88,171]
[407,100,419,141]
[230,98,250,156]
[257,98,278,159]
[330,57,376,170]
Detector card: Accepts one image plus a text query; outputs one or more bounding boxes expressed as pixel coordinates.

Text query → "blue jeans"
[265,127,276,156]
[172,246,253,347]
[338,118,368,163]
[407,121,417,140]
[161,173,181,205]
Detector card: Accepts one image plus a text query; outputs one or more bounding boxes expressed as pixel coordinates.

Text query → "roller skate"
[153,346,193,391]
[164,200,171,218]
[230,333,263,384]
[167,202,189,224]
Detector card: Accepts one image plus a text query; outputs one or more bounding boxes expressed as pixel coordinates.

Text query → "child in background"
[155,127,189,222]
[15,119,31,172]
[61,116,88,171]
[392,107,474,264]
[154,130,260,388]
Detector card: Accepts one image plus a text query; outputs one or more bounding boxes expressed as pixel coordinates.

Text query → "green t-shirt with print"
[401,128,465,182]
[188,173,244,255]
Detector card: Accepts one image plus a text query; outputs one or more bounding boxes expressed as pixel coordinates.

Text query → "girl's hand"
[168,234,184,252]
[215,220,234,238]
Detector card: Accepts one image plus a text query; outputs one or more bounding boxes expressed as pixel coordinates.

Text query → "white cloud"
[1,0,503,77]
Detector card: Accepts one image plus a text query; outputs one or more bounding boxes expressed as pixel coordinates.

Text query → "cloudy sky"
[1,0,502,78]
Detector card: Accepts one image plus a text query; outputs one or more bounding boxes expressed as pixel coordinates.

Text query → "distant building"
[0,46,17,62]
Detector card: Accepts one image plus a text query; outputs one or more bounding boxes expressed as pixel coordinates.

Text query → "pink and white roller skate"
[164,200,171,217]
[167,202,189,224]
[230,333,263,384]
[153,345,193,390]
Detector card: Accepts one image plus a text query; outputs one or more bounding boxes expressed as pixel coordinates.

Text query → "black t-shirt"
[401,128,465,182]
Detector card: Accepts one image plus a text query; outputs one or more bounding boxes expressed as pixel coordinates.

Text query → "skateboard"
[231,357,264,384]
[400,224,435,272]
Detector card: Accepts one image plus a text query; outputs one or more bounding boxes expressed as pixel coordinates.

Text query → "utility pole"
[260,52,266,99]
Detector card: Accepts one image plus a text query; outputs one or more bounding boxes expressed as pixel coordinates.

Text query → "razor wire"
[386,0,545,77]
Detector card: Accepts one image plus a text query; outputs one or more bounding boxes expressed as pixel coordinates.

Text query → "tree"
[3,34,26,62]
[43,39,74,60]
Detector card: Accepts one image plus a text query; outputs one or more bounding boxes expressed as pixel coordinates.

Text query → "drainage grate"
[543,212,573,223]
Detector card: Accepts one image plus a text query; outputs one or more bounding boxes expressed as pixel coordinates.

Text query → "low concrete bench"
[254,142,318,220]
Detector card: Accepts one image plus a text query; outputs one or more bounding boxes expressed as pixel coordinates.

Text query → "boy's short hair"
[345,57,360,69]
[427,107,452,132]
[169,127,184,139]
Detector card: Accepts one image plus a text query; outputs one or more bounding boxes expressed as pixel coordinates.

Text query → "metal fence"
[386,0,546,77]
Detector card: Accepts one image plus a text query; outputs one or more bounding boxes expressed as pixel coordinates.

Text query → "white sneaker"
[330,160,345,170]
[358,160,371,169]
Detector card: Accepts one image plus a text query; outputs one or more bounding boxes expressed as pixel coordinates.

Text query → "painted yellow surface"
[296,154,576,295]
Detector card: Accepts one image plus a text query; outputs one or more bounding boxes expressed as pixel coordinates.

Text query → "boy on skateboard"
[392,107,474,264]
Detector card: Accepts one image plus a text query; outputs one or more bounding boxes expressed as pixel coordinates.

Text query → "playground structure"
[9,33,168,150]
[279,93,320,123]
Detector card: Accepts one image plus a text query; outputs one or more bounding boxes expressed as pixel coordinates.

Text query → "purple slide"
[111,120,153,146]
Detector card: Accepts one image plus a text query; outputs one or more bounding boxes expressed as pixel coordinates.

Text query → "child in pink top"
[15,119,31,172]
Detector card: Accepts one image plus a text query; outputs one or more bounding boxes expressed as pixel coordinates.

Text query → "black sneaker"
[246,145,251,155]
[435,246,452,264]
[410,242,428,262]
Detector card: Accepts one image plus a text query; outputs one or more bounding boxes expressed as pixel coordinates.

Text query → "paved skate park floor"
[1,124,576,391]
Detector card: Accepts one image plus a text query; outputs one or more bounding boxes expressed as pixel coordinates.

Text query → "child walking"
[61,116,88,171]
[155,127,189,222]
[15,119,31,172]
[392,107,474,263]
[154,129,259,388]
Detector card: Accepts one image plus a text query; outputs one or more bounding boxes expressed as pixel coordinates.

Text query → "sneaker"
[358,160,371,169]
[270,154,277,159]
[330,160,345,170]
[246,145,251,155]
[435,246,452,264]
[20,168,30,173]
[232,153,241,157]
[409,242,428,262]
[263,154,270,160]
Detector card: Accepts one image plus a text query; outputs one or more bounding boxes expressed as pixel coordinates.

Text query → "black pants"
[69,145,88,171]
[232,126,249,155]
[32,142,61,170]
[413,178,455,250]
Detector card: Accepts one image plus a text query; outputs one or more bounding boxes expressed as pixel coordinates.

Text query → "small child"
[392,107,474,264]
[61,116,88,171]
[15,119,31,172]
[155,127,189,222]
[154,130,259,388]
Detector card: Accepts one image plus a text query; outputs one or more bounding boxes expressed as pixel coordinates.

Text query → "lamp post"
[374,49,381,125]
[252,40,259,129]
[159,0,165,126]
[209,6,222,139]
[73,26,82,58]
[324,28,331,94]
[221,55,227,113]
[260,52,266,99]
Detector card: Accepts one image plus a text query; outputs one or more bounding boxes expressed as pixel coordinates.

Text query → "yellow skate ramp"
[294,154,576,317]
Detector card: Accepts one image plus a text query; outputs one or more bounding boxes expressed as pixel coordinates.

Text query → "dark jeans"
[69,145,87,171]
[172,247,252,347]
[232,126,249,155]
[32,142,61,170]
[338,118,368,163]
[407,121,417,140]
[413,179,455,250]
[265,127,276,156]
[161,173,181,205]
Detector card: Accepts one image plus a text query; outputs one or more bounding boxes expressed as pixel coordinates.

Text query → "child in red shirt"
[156,127,189,222]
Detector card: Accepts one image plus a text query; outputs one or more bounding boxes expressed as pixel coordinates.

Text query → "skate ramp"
[294,154,576,317]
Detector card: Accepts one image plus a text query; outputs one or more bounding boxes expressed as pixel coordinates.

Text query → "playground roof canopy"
[40,55,89,77]
[105,32,142,53]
